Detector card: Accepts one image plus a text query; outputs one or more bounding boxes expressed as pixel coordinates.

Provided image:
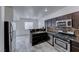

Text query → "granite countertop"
[32,31,46,34]
[47,32,57,35]
[47,32,77,42]
[32,31,79,43]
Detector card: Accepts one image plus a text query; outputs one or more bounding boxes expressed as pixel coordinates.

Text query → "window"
[24,22,33,29]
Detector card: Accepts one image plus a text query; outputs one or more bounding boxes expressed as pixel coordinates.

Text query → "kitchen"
[1,6,79,52]
[31,11,79,52]
[45,13,79,52]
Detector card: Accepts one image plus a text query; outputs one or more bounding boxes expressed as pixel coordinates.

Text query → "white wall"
[0,6,14,52]
[13,7,38,51]
[5,6,13,21]
[38,19,44,28]
[15,18,38,36]
[0,7,4,52]
[13,7,25,21]
[41,6,79,27]
[13,7,38,29]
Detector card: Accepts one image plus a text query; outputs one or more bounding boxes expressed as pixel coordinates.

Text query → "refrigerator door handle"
[10,23,13,42]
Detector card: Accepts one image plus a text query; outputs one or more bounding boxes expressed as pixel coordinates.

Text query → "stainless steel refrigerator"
[4,21,16,52]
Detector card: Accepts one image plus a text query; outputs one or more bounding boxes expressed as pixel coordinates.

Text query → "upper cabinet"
[45,11,79,29]
[51,19,57,27]
[72,12,79,29]
[47,19,52,27]
[45,19,52,28]
[45,20,47,28]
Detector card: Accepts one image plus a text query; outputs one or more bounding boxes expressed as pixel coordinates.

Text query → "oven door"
[54,37,70,52]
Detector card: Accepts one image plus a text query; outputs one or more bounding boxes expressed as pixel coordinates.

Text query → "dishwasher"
[48,33,54,46]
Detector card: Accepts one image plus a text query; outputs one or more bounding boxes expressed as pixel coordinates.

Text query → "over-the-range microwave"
[56,19,72,27]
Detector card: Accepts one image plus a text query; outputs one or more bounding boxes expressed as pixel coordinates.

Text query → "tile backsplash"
[47,26,75,33]
[47,26,79,37]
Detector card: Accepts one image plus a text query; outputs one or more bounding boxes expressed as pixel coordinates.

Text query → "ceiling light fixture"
[45,8,48,12]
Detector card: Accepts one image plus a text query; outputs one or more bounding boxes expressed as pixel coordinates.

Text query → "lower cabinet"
[32,32,49,46]
[71,46,79,52]
[70,40,79,52]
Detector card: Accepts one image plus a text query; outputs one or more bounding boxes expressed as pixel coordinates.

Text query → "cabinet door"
[45,20,48,28]
[72,12,79,29]
[51,19,57,27]
[47,19,52,27]
[71,46,79,52]
[71,41,79,52]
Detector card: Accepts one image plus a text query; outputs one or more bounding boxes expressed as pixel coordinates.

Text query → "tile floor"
[32,42,58,52]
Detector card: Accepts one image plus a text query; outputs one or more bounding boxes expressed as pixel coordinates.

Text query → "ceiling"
[13,6,66,19]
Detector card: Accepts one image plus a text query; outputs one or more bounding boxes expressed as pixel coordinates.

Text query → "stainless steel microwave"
[56,19,72,27]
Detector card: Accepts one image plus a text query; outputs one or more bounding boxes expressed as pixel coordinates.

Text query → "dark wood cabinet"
[71,46,79,52]
[70,40,79,52]
[32,32,49,46]
[45,11,79,29]
[51,19,56,27]
[45,20,48,28]
[72,12,79,29]
[45,19,52,28]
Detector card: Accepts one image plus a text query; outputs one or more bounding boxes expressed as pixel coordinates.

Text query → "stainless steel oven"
[54,37,70,52]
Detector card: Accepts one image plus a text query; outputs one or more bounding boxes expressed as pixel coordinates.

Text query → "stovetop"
[48,32,76,42]
[54,33,75,42]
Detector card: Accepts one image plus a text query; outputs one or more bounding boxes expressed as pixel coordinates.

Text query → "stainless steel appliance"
[56,19,72,27]
[48,34,54,46]
[54,35,70,52]
[54,37,70,52]
[4,21,16,52]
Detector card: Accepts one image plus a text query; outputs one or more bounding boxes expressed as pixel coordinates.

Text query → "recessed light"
[45,8,48,12]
